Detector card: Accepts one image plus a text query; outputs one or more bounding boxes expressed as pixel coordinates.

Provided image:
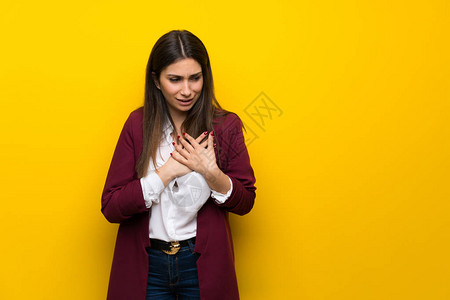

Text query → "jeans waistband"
[149,237,196,253]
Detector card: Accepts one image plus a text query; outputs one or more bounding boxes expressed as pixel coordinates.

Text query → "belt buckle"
[162,241,180,255]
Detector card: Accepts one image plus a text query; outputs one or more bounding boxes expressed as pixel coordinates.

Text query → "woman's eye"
[169,76,200,82]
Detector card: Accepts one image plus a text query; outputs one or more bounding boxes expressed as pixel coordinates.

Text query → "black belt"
[150,237,196,255]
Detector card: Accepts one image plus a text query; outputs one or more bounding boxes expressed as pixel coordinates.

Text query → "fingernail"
[203,131,208,135]
[172,142,175,146]
[183,132,186,136]
[170,152,173,156]
[213,143,216,147]
[211,131,214,136]
[177,135,180,139]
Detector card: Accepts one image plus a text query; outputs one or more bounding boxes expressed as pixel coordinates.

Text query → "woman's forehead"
[163,58,202,76]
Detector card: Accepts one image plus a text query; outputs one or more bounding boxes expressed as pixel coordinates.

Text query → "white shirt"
[140,120,233,242]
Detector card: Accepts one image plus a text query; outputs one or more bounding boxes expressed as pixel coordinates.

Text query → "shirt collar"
[162,117,174,144]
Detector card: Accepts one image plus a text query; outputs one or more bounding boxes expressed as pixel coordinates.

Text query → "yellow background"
[1,0,449,299]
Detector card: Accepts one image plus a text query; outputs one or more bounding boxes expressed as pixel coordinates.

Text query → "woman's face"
[155,58,203,118]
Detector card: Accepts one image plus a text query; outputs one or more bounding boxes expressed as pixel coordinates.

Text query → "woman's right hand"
[155,132,210,186]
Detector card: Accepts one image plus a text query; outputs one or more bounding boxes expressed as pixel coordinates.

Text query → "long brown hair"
[136,30,230,178]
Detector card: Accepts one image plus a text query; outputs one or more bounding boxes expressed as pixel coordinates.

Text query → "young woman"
[101,30,256,300]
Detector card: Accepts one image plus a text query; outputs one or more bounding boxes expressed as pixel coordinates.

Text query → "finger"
[201,138,215,149]
[199,131,215,149]
[195,131,209,146]
[174,143,191,159]
[170,150,189,164]
[172,141,181,152]
[208,131,215,150]
[202,134,217,169]
[172,141,188,157]
[200,139,208,148]
[178,134,195,152]
[182,132,202,150]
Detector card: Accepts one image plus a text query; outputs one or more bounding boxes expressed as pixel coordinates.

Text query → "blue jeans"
[146,239,200,300]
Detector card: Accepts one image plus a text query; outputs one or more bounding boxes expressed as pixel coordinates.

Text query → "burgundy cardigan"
[101,107,256,300]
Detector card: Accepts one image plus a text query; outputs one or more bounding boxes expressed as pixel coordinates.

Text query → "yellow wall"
[1,0,449,299]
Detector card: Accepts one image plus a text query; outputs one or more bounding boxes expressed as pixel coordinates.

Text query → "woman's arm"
[214,114,256,215]
[101,112,148,223]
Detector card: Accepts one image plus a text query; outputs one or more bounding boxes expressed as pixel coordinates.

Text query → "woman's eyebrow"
[167,72,202,77]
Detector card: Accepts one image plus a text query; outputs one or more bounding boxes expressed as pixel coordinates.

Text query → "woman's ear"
[152,72,160,90]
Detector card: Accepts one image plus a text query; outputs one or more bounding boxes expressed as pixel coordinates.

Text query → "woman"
[101,30,256,300]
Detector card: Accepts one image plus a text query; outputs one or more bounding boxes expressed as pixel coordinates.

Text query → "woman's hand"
[171,131,217,177]
[172,131,231,194]
[155,132,209,186]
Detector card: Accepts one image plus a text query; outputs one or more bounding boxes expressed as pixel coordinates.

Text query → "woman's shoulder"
[117,107,144,137]
[122,106,144,127]
[128,106,144,120]
[213,108,242,128]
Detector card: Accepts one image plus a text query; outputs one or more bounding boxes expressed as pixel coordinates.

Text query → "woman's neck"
[169,111,187,136]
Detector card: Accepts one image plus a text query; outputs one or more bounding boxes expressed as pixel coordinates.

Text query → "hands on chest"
[156,131,231,195]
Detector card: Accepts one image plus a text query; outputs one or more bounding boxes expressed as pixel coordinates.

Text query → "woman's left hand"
[172,131,232,195]
[171,131,218,177]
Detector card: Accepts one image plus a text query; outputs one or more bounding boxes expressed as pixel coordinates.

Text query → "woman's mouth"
[177,98,194,105]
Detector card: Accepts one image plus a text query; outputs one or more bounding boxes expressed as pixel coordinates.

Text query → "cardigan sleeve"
[101,112,148,223]
[215,113,256,215]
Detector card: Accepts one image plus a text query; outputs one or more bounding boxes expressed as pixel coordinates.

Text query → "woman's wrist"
[155,164,176,187]
[202,166,231,194]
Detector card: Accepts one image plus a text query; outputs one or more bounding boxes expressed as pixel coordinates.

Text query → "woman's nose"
[180,81,191,97]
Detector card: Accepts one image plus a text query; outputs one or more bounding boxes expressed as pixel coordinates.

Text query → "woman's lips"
[177,98,194,105]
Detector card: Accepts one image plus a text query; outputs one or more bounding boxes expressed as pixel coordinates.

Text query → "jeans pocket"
[190,249,200,261]
[187,243,200,261]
